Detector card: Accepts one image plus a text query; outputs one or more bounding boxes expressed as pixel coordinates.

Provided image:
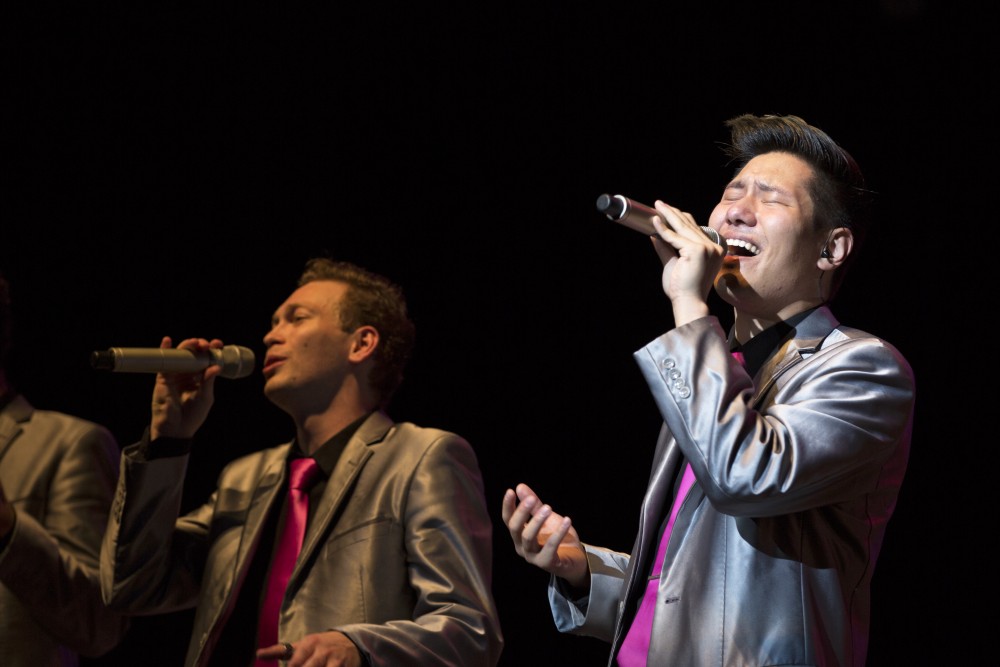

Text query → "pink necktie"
[255,457,320,662]
[616,463,696,666]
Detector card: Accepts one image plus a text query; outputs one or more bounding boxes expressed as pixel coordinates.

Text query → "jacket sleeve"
[100,437,215,614]
[548,544,630,642]
[0,418,130,656]
[337,433,504,667]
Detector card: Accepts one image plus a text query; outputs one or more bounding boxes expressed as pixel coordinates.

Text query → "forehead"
[278,280,348,313]
[735,151,815,189]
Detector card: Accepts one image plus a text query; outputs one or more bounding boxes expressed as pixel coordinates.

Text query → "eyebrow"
[270,301,304,324]
[726,177,793,197]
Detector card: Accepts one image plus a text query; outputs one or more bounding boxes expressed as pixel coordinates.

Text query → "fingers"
[502,487,533,546]
[174,337,222,353]
[651,229,679,266]
[652,202,709,246]
[538,514,573,564]
[165,338,225,383]
[514,482,540,502]
[508,484,541,526]
[500,488,517,524]
[255,642,294,661]
[503,484,567,546]
[650,203,701,268]
[520,501,550,551]
[502,485,545,557]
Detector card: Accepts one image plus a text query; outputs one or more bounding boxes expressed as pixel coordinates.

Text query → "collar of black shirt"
[288,410,374,479]
[729,307,817,378]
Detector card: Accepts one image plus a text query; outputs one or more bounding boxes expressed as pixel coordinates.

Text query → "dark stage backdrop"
[2,3,988,665]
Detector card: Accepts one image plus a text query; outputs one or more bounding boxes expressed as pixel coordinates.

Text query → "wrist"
[559,549,591,591]
[671,295,710,327]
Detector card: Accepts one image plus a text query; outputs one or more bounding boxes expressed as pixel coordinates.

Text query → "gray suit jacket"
[549,307,915,666]
[0,394,128,667]
[101,410,502,667]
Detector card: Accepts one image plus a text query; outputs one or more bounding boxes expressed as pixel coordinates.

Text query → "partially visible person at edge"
[99,258,503,667]
[502,113,915,666]
[0,269,129,666]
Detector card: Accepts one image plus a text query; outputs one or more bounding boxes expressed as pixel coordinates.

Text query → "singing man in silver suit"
[503,114,915,666]
[100,258,502,667]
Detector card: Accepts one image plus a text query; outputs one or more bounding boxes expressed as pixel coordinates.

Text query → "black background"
[2,2,989,665]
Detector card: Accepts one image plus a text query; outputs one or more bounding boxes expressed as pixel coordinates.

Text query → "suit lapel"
[636,442,686,567]
[618,435,686,624]
[752,306,839,405]
[291,412,390,583]
[235,445,291,577]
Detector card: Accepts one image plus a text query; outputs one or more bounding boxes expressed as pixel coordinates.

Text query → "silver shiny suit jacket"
[101,410,503,666]
[0,395,128,667]
[549,307,915,666]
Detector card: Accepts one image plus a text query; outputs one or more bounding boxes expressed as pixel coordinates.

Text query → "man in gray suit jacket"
[502,114,915,666]
[100,259,502,667]
[0,270,129,666]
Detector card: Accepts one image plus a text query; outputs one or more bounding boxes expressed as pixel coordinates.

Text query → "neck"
[294,404,371,455]
[732,300,821,345]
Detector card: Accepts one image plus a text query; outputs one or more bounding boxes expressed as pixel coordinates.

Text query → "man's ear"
[349,326,379,362]
[818,227,853,269]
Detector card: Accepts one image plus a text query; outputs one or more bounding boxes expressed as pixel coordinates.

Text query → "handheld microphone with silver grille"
[596,193,725,247]
[90,345,256,379]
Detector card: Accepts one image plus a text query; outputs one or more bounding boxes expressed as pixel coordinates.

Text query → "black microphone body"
[596,193,725,247]
[91,345,256,379]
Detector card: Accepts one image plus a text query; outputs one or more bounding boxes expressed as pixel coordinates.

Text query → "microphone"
[90,345,256,379]
[596,193,725,247]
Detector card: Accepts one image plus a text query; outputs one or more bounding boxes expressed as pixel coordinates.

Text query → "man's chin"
[262,378,286,402]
